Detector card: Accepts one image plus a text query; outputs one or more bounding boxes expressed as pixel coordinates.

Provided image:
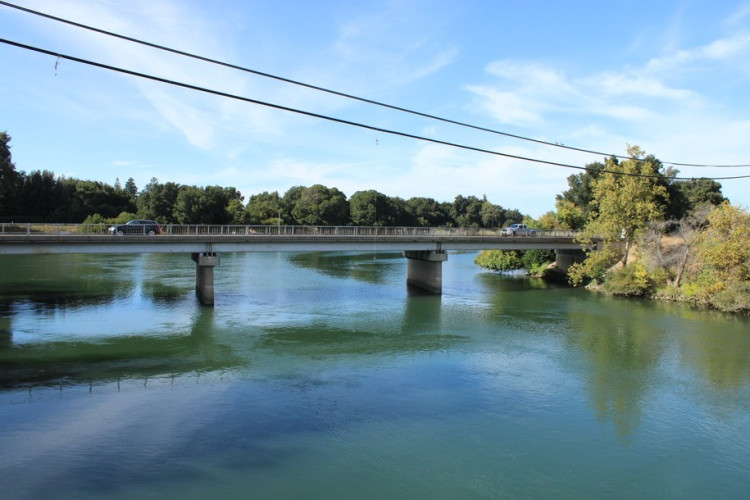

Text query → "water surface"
[1,251,749,499]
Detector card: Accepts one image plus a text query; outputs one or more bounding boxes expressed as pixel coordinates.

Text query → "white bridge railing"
[0,223,579,238]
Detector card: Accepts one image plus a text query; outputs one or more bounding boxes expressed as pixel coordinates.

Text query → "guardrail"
[0,223,580,238]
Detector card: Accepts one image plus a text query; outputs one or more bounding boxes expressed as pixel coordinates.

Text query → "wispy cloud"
[645,32,750,72]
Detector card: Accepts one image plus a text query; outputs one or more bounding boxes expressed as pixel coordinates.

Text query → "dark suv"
[108,220,162,235]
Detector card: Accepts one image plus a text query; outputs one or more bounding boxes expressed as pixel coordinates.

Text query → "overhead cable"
[2,37,750,182]
[2,0,749,169]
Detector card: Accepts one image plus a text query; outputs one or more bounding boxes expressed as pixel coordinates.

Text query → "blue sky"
[2,0,749,217]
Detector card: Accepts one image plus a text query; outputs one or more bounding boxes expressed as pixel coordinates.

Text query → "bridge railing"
[0,223,580,238]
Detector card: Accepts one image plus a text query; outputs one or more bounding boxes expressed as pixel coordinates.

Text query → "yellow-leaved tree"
[569,146,667,285]
[686,202,750,312]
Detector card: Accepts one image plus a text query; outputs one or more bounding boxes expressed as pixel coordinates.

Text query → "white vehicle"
[501,223,538,236]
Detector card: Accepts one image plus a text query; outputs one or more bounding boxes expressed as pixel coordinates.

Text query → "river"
[1,251,749,499]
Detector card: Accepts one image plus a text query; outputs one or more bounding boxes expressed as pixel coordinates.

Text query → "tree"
[569,146,668,285]
[0,132,21,217]
[226,198,249,225]
[555,161,605,227]
[684,202,750,313]
[350,190,389,226]
[282,186,306,224]
[247,191,283,224]
[404,197,449,227]
[480,198,505,228]
[124,177,138,201]
[665,177,725,220]
[17,170,69,220]
[502,208,524,226]
[63,178,134,221]
[451,195,483,227]
[641,205,710,289]
[173,185,243,224]
[696,202,750,283]
[290,184,349,226]
[137,179,181,222]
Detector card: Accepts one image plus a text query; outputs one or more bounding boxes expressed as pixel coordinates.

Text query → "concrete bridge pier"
[404,250,447,294]
[191,252,220,306]
[554,248,585,273]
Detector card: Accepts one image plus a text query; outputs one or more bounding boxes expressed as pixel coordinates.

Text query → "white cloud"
[645,32,750,72]
[464,85,543,126]
[588,73,696,99]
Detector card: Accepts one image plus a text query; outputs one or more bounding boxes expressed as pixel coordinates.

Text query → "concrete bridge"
[0,224,590,305]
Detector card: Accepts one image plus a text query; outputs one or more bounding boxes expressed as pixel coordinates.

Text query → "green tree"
[247,191,283,224]
[502,208,524,226]
[137,178,181,222]
[475,249,523,271]
[172,185,242,224]
[665,177,725,220]
[404,197,449,227]
[555,161,605,228]
[350,190,389,226]
[0,132,21,218]
[17,170,69,220]
[71,178,135,220]
[569,146,668,285]
[451,195,483,227]
[291,184,349,225]
[282,186,306,224]
[124,177,138,201]
[480,197,505,227]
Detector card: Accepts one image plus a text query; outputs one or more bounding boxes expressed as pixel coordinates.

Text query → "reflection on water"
[1,252,750,499]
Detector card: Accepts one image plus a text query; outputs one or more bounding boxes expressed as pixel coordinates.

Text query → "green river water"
[1,251,749,499]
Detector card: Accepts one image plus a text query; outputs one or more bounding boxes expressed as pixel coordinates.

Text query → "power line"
[1,37,750,182]
[2,0,749,170]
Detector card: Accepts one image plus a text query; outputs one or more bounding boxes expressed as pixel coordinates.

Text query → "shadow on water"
[0,307,240,389]
[287,251,403,284]
[0,254,199,311]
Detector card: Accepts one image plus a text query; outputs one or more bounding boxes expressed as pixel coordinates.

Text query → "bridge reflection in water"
[0,224,590,305]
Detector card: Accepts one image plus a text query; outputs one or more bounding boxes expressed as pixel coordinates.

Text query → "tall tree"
[17,170,69,220]
[137,178,181,222]
[247,191,283,224]
[0,132,21,217]
[291,184,349,226]
[281,186,306,224]
[570,146,668,285]
[451,195,483,227]
[350,190,390,226]
[404,197,449,227]
[480,197,505,228]
[555,161,605,226]
[665,177,725,220]
[124,177,138,201]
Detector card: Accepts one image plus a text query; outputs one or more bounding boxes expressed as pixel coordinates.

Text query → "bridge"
[0,223,590,305]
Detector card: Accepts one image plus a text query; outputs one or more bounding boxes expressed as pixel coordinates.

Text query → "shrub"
[602,263,654,296]
[475,250,523,271]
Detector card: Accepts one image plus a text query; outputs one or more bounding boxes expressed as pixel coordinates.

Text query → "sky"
[2,0,750,218]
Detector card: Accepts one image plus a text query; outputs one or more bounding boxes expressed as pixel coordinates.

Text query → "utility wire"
[2,0,749,169]
[2,37,750,182]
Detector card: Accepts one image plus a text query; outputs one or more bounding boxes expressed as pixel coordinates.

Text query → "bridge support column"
[191,252,220,306]
[554,249,585,273]
[404,250,447,294]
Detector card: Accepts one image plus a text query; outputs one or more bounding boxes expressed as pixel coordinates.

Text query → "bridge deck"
[0,224,586,255]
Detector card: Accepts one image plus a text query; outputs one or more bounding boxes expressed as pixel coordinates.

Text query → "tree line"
[0,132,525,228]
